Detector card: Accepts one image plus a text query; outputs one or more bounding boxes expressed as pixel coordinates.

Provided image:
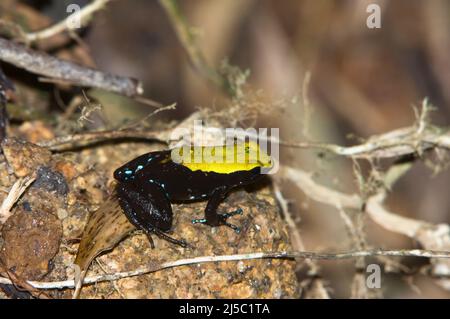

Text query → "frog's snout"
[114,167,128,182]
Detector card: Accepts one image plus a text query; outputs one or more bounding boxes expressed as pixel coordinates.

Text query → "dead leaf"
[73,195,135,297]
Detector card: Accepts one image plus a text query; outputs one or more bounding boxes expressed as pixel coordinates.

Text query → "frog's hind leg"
[191,186,243,233]
[116,182,173,235]
[145,233,155,249]
[152,229,190,248]
[145,231,189,249]
[117,182,190,248]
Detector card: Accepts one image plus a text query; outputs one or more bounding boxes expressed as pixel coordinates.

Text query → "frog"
[113,141,272,247]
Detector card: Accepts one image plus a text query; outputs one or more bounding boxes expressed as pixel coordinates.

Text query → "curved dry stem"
[0,249,448,290]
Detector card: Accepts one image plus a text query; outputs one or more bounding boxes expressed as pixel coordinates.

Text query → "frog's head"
[114,165,136,182]
[114,153,150,182]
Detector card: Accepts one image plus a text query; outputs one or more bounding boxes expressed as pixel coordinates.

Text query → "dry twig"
[159,0,226,92]
[40,99,449,157]
[274,185,330,298]
[0,175,35,224]
[0,37,143,97]
[25,0,113,43]
[37,128,170,151]
[0,249,448,290]
[278,160,450,289]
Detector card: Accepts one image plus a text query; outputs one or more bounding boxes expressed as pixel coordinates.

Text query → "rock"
[0,208,62,280]
[33,166,69,196]
[0,136,299,298]
[78,177,299,298]
[1,138,52,177]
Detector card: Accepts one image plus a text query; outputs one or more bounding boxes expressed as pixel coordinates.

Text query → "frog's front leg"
[192,186,243,233]
[116,182,188,247]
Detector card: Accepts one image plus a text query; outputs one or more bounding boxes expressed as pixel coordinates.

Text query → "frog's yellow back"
[172,141,272,174]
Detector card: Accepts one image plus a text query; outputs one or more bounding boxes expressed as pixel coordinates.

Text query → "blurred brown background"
[7,0,450,298]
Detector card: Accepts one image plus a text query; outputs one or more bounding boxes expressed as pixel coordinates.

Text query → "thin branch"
[163,110,450,160]
[159,0,226,91]
[0,260,51,299]
[0,175,35,224]
[283,100,450,158]
[277,166,362,209]
[40,99,449,155]
[94,258,126,298]
[37,127,171,151]
[118,103,177,130]
[280,126,450,159]
[279,160,450,283]
[39,107,200,151]
[25,0,113,43]
[273,184,330,298]
[0,249,448,290]
[278,164,432,236]
[273,185,304,253]
[301,71,313,139]
[0,37,143,97]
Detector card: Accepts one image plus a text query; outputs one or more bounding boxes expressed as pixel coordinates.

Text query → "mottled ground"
[0,120,299,299]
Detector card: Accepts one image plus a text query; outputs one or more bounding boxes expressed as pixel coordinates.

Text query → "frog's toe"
[192,218,207,224]
[222,209,242,230]
[153,229,191,248]
[219,210,242,233]
[223,221,241,233]
[192,208,243,233]
[192,217,241,233]
[220,208,243,219]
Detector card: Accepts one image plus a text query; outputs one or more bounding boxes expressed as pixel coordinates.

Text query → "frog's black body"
[114,150,264,243]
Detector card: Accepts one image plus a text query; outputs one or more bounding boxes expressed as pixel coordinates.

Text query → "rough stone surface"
[0,208,62,280]
[0,120,299,299]
[1,138,52,177]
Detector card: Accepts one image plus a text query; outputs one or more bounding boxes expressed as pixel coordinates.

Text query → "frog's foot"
[192,208,243,233]
[145,233,156,249]
[152,229,191,248]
